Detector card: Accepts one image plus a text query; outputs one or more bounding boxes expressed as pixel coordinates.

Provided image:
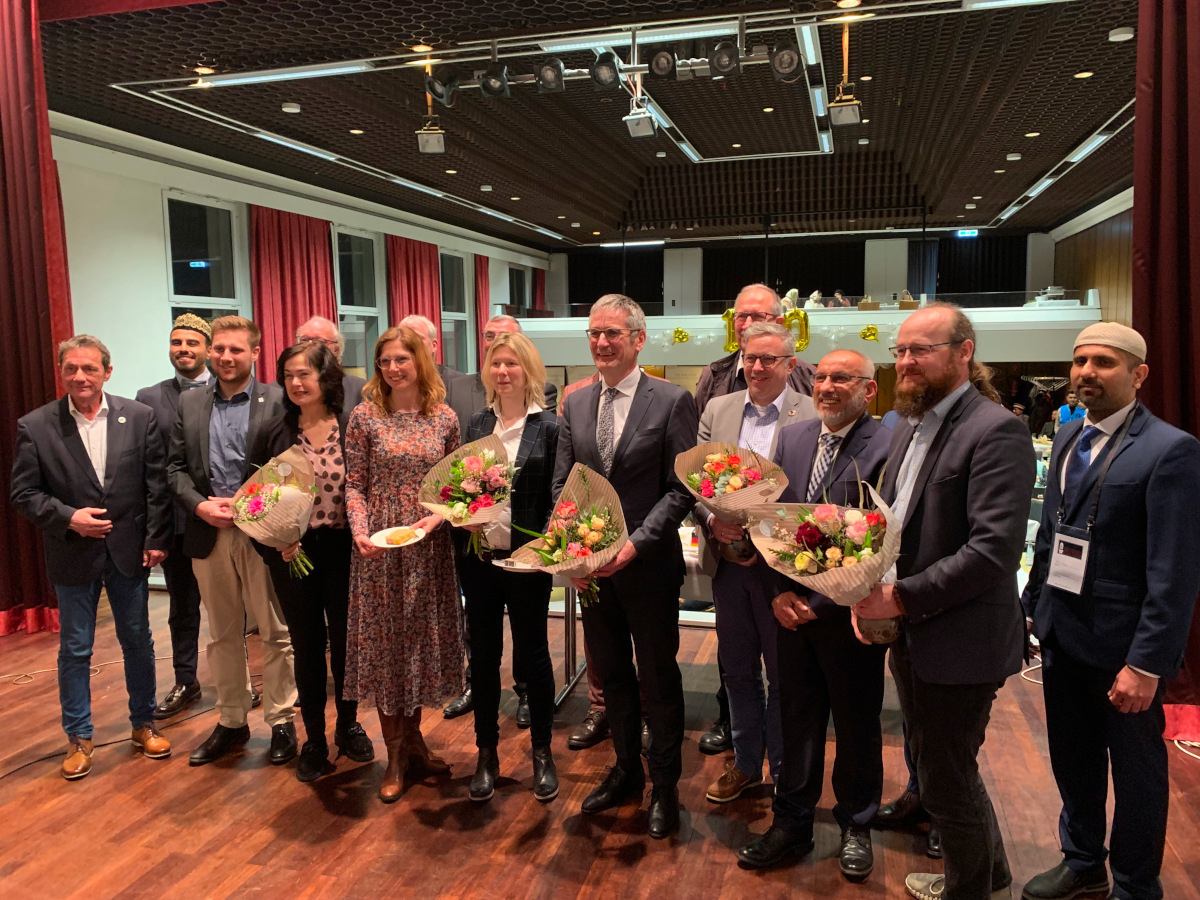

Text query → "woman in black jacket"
[260,342,374,781]
[458,331,560,803]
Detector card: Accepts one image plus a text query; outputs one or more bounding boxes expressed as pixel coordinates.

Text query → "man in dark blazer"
[1020,323,1200,900]
[167,315,297,768]
[11,335,173,780]
[136,313,213,718]
[736,349,892,881]
[296,315,365,409]
[553,294,698,838]
[853,304,1035,900]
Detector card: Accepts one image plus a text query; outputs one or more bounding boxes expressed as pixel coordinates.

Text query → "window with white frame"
[163,192,250,323]
[332,225,387,379]
[440,251,475,373]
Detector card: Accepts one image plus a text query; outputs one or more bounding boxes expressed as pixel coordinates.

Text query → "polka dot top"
[300,424,348,529]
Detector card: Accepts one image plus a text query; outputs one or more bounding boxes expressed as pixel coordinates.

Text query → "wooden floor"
[1,591,1198,900]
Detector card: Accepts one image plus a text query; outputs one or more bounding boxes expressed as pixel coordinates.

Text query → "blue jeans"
[55,555,157,738]
[712,557,783,780]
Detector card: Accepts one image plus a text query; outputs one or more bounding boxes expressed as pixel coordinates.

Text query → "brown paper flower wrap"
[747,484,903,643]
[506,463,628,605]
[419,433,516,528]
[232,446,317,577]
[674,441,789,524]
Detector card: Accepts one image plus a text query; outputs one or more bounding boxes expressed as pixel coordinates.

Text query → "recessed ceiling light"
[480,185,493,191]
[411,44,433,52]
[762,106,775,113]
[1025,131,1040,137]
[571,222,580,228]
[281,102,301,114]
[592,231,601,235]
[349,128,364,134]
[861,118,870,123]
[1074,71,1094,79]
[1109,26,1135,42]
[193,66,215,75]
[995,168,1006,173]
[972,195,982,199]
[557,215,566,219]
[858,138,869,145]
[859,75,872,81]
[510,196,520,201]
[656,151,667,157]
[686,226,694,231]
[732,143,742,148]
[965,203,977,209]
[445,169,457,174]
[600,97,613,103]
[957,215,964,218]
[836,0,862,7]
[1006,152,1022,161]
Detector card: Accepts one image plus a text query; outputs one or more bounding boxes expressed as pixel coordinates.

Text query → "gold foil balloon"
[721,308,739,352]
[860,324,879,342]
[672,328,690,344]
[783,309,811,352]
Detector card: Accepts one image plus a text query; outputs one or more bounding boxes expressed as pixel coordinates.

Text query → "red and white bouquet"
[420,434,516,554]
[232,446,317,578]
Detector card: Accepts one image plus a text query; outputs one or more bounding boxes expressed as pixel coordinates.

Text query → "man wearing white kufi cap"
[1021,322,1200,900]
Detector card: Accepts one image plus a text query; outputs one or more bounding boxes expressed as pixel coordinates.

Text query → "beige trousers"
[192,527,296,728]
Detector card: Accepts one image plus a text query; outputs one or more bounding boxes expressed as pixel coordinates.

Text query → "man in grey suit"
[853,304,1035,900]
[554,294,698,838]
[296,315,366,409]
[399,313,464,393]
[11,335,173,780]
[694,322,815,807]
[136,313,213,719]
[166,315,298,768]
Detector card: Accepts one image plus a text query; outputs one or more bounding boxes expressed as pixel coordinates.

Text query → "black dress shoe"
[296,740,330,782]
[269,722,298,765]
[470,747,500,802]
[443,687,474,719]
[154,682,201,720]
[698,720,731,755]
[927,826,943,859]
[334,722,375,762]
[189,724,251,766]
[874,789,929,829]
[1020,862,1109,900]
[737,825,816,869]
[532,745,558,802]
[839,825,874,880]
[581,763,645,813]
[647,786,680,839]
[251,685,262,709]
[515,692,531,729]
[641,719,652,757]
[568,708,609,750]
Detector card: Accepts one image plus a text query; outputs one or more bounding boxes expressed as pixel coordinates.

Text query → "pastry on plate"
[386,526,416,546]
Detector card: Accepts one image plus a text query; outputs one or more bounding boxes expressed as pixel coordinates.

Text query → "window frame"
[161,190,251,318]
[439,249,476,373]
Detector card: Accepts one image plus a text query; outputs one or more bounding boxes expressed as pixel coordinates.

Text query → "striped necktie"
[807,433,842,502]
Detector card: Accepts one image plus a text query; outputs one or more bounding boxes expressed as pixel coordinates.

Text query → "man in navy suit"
[295,315,366,409]
[11,335,173,779]
[736,349,892,880]
[1021,323,1200,900]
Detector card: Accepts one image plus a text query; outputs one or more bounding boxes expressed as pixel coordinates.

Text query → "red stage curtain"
[386,235,442,363]
[1130,0,1200,727]
[249,206,337,384]
[533,267,546,311]
[1,0,76,635]
[475,255,490,368]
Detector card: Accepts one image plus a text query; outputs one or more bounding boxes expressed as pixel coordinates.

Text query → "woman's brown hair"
[363,325,446,416]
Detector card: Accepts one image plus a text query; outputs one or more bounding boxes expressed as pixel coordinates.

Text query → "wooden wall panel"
[1053,208,1134,325]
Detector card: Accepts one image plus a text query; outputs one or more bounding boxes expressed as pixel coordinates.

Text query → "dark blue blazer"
[464,407,560,540]
[772,412,893,617]
[136,376,192,535]
[1022,402,1200,677]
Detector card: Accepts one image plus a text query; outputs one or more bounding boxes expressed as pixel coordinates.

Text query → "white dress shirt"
[1057,399,1138,494]
[69,393,110,484]
[601,366,642,450]
[486,403,541,550]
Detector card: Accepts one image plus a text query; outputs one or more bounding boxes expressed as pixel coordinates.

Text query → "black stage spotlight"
[710,40,742,77]
[770,43,802,80]
[479,61,510,98]
[535,57,566,93]
[590,51,622,89]
[647,47,676,79]
[424,66,460,106]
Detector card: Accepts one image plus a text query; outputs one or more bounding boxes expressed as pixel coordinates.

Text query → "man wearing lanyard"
[1021,323,1200,900]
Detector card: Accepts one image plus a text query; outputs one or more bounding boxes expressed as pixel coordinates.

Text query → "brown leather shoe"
[706,758,763,803]
[132,724,172,759]
[62,736,94,780]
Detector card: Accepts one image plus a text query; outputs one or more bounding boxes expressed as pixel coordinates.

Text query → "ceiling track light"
[424,66,461,106]
[623,99,659,140]
[479,61,510,98]
[769,43,802,80]
[709,40,742,78]
[535,57,566,92]
[647,46,676,79]
[590,51,622,89]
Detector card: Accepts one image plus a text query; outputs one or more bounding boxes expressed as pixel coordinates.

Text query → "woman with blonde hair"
[457,332,561,803]
[343,325,463,803]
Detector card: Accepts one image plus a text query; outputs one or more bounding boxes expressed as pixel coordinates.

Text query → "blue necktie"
[1063,425,1101,506]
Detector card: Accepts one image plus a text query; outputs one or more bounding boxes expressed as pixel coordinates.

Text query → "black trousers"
[458,552,555,749]
[1041,637,1168,900]
[263,527,355,744]
[161,532,203,686]
[772,611,886,835]
[891,640,1011,900]
[582,575,685,787]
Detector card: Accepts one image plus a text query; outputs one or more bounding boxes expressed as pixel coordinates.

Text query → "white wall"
[545,253,569,316]
[663,248,703,314]
[863,239,908,300]
[488,258,511,314]
[1026,232,1056,291]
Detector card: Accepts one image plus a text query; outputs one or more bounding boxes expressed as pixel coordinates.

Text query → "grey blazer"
[343,372,366,411]
[693,387,816,575]
[166,379,285,559]
[882,385,1036,685]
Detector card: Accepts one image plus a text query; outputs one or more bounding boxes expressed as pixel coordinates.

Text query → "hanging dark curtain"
[1130,0,1200,735]
[249,206,337,384]
[567,247,664,313]
[474,255,490,368]
[907,239,939,298]
[935,234,1027,300]
[386,235,442,362]
[703,240,865,306]
[533,268,546,312]
[1,0,77,635]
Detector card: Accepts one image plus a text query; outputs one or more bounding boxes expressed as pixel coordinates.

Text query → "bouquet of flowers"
[506,463,627,606]
[675,442,788,513]
[748,483,903,643]
[419,435,517,555]
[232,446,318,578]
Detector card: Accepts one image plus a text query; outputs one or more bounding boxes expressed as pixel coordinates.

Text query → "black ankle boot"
[469,746,499,802]
[532,745,558,802]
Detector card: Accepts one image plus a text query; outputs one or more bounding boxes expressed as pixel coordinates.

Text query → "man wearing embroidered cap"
[1021,322,1200,900]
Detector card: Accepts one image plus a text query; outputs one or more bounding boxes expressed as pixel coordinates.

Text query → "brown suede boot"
[377,713,409,803]
[405,708,450,775]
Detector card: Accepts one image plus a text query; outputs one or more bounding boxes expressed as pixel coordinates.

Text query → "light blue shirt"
[209,381,253,498]
[737,388,787,458]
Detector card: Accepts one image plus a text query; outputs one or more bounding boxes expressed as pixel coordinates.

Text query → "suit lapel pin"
[258,396,264,402]
[118,416,126,423]
[788,410,795,417]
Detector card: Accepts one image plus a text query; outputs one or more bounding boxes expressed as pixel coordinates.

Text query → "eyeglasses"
[813,373,871,386]
[732,312,774,324]
[584,328,638,342]
[743,354,788,369]
[377,355,412,369]
[888,341,960,360]
[299,336,339,350]
[482,331,501,342]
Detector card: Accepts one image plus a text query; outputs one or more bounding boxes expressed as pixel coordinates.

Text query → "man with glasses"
[693,323,815,809]
[853,304,1034,900]
[692,283,817,754]
[555,294,698,838]
[737,348,891,880]
[296,316,366,409]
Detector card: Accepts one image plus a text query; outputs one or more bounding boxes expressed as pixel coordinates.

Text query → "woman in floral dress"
[343,324,463,803]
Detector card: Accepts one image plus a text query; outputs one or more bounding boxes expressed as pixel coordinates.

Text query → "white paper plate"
[491,557,540,571]
[369,526,427,549]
